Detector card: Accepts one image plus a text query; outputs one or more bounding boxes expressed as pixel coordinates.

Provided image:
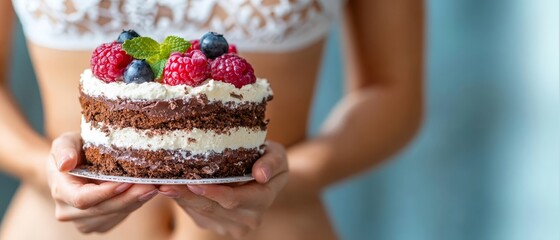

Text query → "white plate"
[68,168,254,185]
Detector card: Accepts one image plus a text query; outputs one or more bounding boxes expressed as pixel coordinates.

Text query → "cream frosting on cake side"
[81,118,266,154]
[80,69,273,103]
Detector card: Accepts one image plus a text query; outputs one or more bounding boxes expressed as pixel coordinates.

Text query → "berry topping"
[228,44,238,54]
[163,50,210,86]
[187,39,200,53]
[200,32,229,59]
[116,29,140,43]
[90,42,133,83]
[210,54,256,88]
[124,60,154,84]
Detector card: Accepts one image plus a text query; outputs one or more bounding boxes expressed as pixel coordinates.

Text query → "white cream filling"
[80,69,273,103]
[80,118,266,154]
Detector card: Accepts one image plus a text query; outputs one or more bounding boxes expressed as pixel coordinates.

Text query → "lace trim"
[13,0,341,52]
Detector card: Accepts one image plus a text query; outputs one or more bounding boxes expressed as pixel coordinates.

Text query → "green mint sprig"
[122,36,191,79]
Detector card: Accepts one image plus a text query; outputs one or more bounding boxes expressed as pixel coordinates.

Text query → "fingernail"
[260,167,270,183]
[187,185,204,195]
[115,183,132,193]
[138,189,158,201]
[158,190,179,198]
[57,153,73,170]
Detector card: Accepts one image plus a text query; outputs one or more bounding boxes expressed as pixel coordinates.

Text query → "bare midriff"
[0,40,338,240]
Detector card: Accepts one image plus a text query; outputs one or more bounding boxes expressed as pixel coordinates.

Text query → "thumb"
[51,132,83,172]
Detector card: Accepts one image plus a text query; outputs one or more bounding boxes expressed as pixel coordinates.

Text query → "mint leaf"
[122,37,160,59]
[150,59,167,80]
[159,43,171,59]
[146,55,160,66]
[163,36,190,53]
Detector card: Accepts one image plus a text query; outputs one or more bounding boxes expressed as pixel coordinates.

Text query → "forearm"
[278,0,425,196]
[0,86,50,182]
[285,85,422,195]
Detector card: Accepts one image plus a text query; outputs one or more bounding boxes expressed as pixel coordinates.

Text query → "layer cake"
[79,31,273,179]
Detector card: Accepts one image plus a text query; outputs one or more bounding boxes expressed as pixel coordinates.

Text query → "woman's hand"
[47,132,158,234]
[158,141,289,239]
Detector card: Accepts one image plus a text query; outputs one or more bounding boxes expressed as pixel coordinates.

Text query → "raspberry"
[187,39,200,53]
[163,50,210,86]
[210,54,256,88]
[228,44,237,54]
[90,42,133,82]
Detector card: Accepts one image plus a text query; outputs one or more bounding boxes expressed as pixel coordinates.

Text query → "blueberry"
[116,29,140,43]
[124,60,154,84]
[200,32,229,59]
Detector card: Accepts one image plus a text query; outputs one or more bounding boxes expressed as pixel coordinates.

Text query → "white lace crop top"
[12,0,342,52]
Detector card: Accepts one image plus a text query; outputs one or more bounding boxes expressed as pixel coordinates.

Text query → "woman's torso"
[2,0,341,239]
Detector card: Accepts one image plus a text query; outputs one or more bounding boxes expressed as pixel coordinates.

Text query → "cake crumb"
[230,92,243,100]
[169,101,178,110]
[100,125,111,137]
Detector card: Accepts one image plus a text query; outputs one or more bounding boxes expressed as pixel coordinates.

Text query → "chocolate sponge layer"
[80,92,271,131]
[83,145,264,179]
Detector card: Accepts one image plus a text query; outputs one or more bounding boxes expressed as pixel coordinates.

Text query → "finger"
[160,185,262,237]
[56,185,157,220]
[186,184,240,209]
[185,207,255,238]
[73,213,127,234]
[94,214,128,233]
[47,153,60,187]
[252,141,288,184]
[53,175,132,210]
[51,132,83,172]
[160,185,221,212]
[73,213,117,233]
[186,171,287,211]
[47,154,95,191]
[159,185,206,206]
[187,205,259,239]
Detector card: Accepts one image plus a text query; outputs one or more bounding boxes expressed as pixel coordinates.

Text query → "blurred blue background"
[2,1,558,240]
